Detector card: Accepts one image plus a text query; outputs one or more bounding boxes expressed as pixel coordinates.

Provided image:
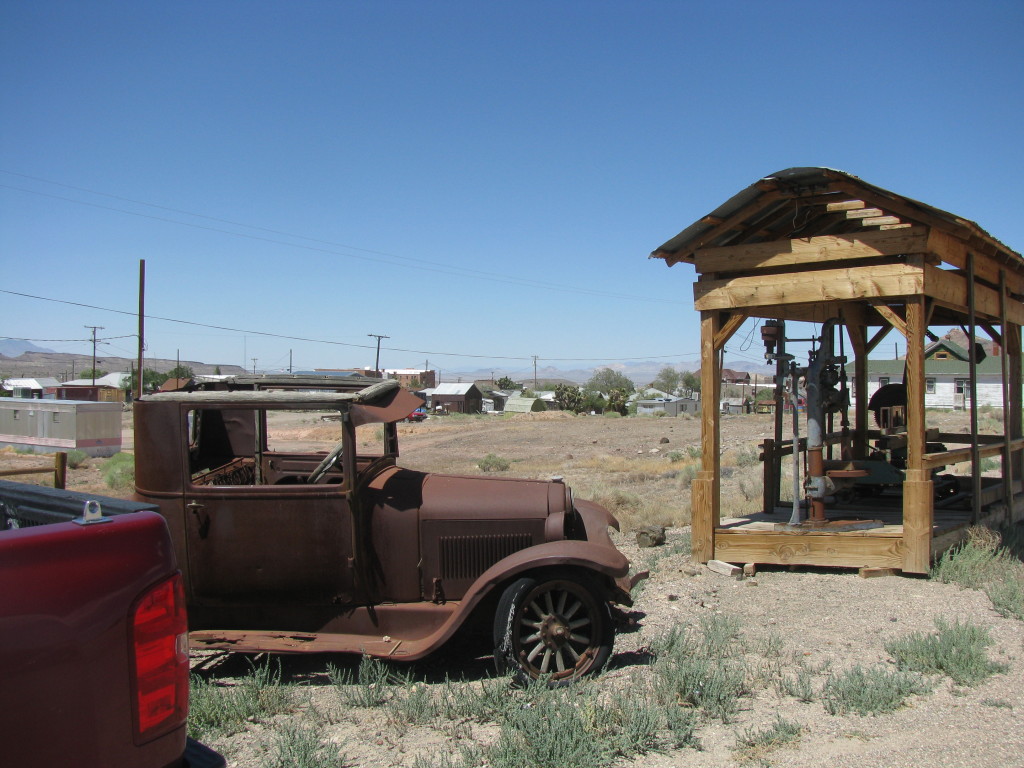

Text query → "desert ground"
[2,409,1022,768]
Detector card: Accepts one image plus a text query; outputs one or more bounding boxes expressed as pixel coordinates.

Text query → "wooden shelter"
[651,168,1024,574]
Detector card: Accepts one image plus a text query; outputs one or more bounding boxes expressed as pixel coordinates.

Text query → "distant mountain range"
[0,348,245,380]
[0,339,55,357]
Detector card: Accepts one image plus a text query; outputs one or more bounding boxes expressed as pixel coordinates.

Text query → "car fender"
[383,540,632,660]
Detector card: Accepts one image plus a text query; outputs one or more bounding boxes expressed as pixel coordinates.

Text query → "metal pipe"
[805,318,840,521]
[789,362,802,526]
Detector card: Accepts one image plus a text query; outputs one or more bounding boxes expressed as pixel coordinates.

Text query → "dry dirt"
[3,411,1022,768]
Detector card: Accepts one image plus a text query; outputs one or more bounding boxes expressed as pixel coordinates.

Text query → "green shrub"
[734,715,802,762]
[329,655,392,707]
[885,618,1008,686]
[189,659,294,739]
[821,665,931,716]
[931,527,1024,621]
[678,461,701,489]
[649,624,748,722]
[65,449,89,469]
[734,446,759,467]
[102,452,135,490]
[477,453,511,472]
[262,721,344,768]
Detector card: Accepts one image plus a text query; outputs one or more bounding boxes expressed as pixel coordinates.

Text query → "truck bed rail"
[0,479,158,529]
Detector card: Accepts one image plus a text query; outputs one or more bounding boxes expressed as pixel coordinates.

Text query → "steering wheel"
[307,438,345,484]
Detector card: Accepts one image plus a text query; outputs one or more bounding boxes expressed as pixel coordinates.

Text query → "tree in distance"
[650,366,681,395]
[554,383,584,413]
[584,368,635,395]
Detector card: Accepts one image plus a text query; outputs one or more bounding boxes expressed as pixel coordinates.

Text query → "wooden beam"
[866,324,892,354]
[693,226,928,274]
[880,223,913,230]
[862,216,903,227]
[924,263,1024,325]
[845,208,884,219]
[694,263,924,311]
[980,322,1003,347]
[826,199,866,212]
[923,441,1011,470]
[844,304,870,460]
[714,529,904,570]
[658,190,785,265]
[999,271,1014,510]
[871,303,908,339]
[927,228,1024,297]
[692,311,722,564]
[714,311,747,352]
[903,296,933,574]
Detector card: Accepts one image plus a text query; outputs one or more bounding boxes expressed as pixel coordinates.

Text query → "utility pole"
[84,325,104,384]
[252,358,258,374]
[532,355,538,391]
[368,333,389,376]
[289,349,293,374]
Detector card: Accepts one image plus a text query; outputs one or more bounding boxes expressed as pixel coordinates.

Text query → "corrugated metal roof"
[433,383,477,395]
[2,377,60,390]
[651,167,1021,268]
[844,357,1004,375]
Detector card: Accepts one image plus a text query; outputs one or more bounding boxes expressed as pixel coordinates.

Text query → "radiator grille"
[439,533,532,580]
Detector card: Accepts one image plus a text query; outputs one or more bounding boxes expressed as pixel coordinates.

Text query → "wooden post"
[903,296,933,573]
[54,452,67,490]
[967,252,981,521]
[692,310,722,564]
[1008,322,1024,506]
[844,304,870,460]
[762,439,777,514]
[999,270,1013,510]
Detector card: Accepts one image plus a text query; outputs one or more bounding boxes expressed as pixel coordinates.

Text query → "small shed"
[2,377,59,399]
[0,398,123,457]
[650,167,1024,574]
[431,383,483,414]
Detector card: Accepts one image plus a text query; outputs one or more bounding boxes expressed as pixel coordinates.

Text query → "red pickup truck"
[0,480,225,768]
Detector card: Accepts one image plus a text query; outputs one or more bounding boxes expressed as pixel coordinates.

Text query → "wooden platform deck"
[714,495,975,572]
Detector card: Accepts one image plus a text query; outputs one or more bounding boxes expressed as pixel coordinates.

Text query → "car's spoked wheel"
[494,574,612,684]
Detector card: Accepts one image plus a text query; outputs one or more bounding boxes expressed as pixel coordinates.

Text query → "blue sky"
[2,1,1022,380]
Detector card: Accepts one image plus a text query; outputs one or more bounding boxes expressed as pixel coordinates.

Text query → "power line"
[0,177,687,306]
[2,288,701,363]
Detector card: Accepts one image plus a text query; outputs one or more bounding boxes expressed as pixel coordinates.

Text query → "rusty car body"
[133,375,639,681]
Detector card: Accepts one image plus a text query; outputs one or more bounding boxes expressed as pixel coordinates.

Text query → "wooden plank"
[859,567,899,578]
[714,529,904,569]
[707,559,742,577]
[846,208,884,219]
[862,216,903,227]
[694,227,928,274]
[924,263,1024,325]
[826,199,866,212]
[880,223,913,230]
[694,263,924,311]
[924,441,1012,470]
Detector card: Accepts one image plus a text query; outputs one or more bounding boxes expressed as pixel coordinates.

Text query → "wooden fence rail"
[0,452,67,489]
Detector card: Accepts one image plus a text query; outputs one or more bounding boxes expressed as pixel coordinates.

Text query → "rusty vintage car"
[133,375,640,682]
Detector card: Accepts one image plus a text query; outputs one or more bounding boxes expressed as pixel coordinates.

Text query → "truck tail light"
[130,572,189,743]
